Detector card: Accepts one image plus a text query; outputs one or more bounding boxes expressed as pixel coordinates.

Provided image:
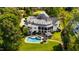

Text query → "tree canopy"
[0,8,22,50]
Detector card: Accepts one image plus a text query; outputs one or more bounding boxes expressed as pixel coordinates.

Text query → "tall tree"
[0,13,22,50]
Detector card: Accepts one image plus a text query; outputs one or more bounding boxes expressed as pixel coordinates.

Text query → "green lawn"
[19,40,59,51]
[19,32,63,51]
[51,32,62,42]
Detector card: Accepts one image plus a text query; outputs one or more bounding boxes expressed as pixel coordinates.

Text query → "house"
[24,11,60,35]
[71,20,79,38]
[73,22,79,37]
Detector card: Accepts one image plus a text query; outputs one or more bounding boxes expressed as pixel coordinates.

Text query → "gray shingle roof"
[37,14,49,19]
[26,12,58,26]
[37,11,49,19]
[51,17,58,25]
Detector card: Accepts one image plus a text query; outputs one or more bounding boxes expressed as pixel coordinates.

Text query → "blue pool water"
[27,36,41,43]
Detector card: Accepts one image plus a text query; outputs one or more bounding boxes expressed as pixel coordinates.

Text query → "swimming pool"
[25,36,42,43]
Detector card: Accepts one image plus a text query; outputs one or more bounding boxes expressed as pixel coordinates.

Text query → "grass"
[51,32,62,42]
[19,39,59,51]
[19,32,62,51]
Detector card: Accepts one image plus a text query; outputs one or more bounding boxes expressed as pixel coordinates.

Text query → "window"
[38,27,41,29]
[45,31,47,32]
[34,27,36,29]
[45,28,47,30]
[42,27,43,30]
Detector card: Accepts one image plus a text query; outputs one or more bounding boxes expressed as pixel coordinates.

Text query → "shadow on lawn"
[53,44,63,51]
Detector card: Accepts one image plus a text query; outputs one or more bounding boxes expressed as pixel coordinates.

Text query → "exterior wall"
[25,20,59,33]
[25,16,60,34]
[53,26,57,31]
[30,25,38,33]
[27,25,53,33]
[56,21,60,27]
[71,21,79,38]
[38,26,53,33]
[53,21,60,31]
[73,25,79,34]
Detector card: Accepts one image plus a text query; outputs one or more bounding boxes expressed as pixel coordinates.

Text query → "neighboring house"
[73,22,79,37]
[73,24,79,34]
[24,11,60,35]
[71,20,79,38]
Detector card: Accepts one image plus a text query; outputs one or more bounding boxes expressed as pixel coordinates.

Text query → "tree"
[22,26,29,36]
[0,13,22,50]
[55,8,74,50]
[61,29,70,50]
[58,10,73,29]
[65,7,73,12]
[42,7,64,17]
[53,44,63,51]
[62,8,79,51]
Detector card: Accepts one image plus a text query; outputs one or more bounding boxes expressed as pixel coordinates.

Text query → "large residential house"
[24,11,60,35]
